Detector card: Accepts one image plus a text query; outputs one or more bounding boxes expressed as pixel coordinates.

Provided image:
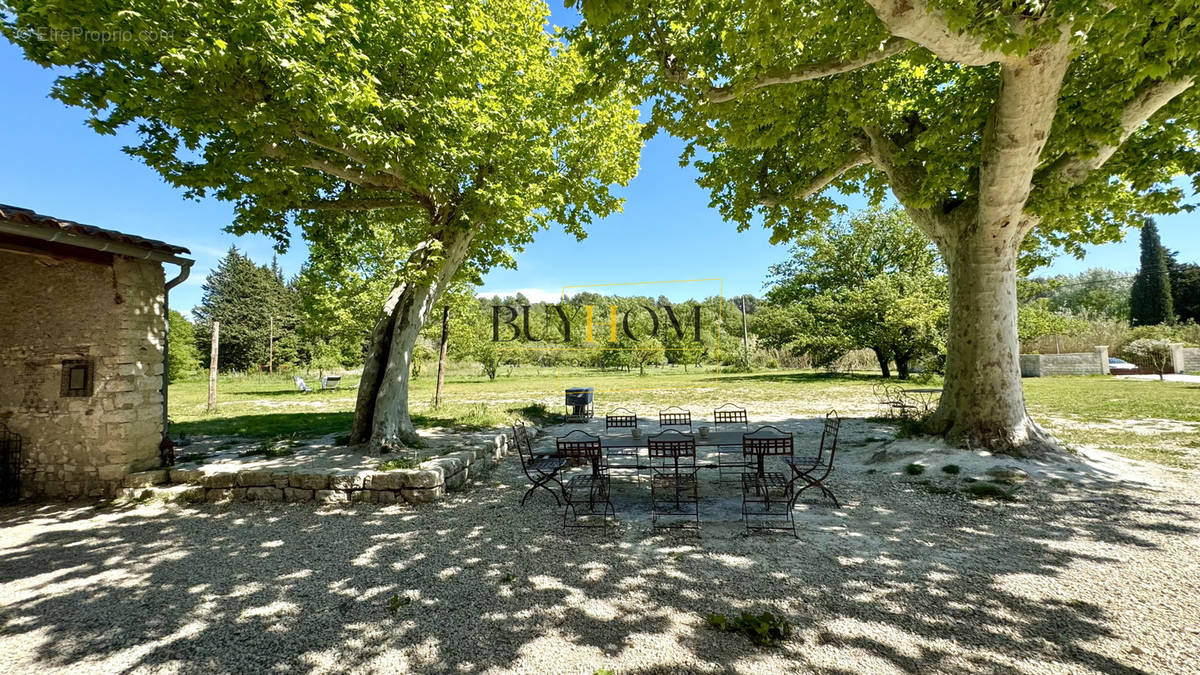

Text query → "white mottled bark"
[351,225,475,453]
[928,231,1057,456]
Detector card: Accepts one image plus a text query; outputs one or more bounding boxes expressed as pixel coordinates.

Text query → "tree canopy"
[761,208,947,377]
[2,0,642,450]
[573,0,1200,455]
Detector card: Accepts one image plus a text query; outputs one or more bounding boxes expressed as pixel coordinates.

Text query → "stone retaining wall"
[121,431,516,505]
[1020,347,1108,377]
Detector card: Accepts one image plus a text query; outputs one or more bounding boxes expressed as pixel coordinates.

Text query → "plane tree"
[2,0,641,451]
[574,0,1200,455]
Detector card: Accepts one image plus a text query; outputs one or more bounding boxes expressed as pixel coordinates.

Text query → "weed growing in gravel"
[905,463,926,475]
[941,464,961,474]
[240,439,296,459]
[706,611,793,646]
[388,595,411,613]
[964,482,1017,501]
[334,434,351,446]
[592,669,616,675]
[917,480,958,496]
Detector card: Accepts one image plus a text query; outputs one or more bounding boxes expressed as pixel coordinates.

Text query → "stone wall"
[1020,347,1108,377]
[122,433,514,506]
[0,249,165,498]
[1177,347,1200,373]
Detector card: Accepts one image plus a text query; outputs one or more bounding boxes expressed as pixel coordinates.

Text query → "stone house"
[0,204,193,499]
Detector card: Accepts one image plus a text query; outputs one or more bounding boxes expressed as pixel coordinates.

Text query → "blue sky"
[1,3,1196,313]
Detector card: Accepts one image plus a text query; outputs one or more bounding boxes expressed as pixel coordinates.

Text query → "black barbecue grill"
[564,387,594,422]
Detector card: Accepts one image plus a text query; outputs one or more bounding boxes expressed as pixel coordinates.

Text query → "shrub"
[1122,338,1175,380]
[904,463,926,475]
[941,464,961,475]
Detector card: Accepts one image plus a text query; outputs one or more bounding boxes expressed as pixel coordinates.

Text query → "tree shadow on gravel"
[1,415,1196,673]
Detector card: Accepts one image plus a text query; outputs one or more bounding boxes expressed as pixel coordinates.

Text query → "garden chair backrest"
[605,408,638,430]
[556,430,602,461]
[647,429,696,459]
[817,411,841,464]
[659,406,692,427]
[742,426,794,459]
[713,404,748,425]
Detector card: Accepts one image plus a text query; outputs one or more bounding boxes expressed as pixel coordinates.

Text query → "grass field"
[169,366,1200,467]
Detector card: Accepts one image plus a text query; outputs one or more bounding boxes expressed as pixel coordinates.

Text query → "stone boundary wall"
[121,431,517,505]
[1020,346,1109,377]
[1175,346,1200,373]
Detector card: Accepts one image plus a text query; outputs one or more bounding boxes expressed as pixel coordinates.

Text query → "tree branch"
[261,145,409,193]
[297,197,414,211]
[760,152,870,207]
[707,38,913,103]
[1039,76,1197,189]
[294,130,429,198]
[976,42,1073,237]
[862,0,1003,66]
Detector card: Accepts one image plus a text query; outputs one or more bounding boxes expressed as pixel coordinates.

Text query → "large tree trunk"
[872,346,891,378]
[351,224,475,453]
[927,237,1057,457]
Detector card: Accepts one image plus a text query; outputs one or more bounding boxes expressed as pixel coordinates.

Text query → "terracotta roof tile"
[0,203,190,256]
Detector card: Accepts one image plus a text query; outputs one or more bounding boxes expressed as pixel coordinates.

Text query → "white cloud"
[475,287,564,303]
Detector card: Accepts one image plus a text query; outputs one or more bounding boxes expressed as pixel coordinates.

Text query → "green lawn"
[169,366,1199,467]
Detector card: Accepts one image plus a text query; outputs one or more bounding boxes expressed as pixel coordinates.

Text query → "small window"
[61,359,94,398]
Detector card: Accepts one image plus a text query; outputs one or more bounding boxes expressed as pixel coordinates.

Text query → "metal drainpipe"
[162,260,194,447]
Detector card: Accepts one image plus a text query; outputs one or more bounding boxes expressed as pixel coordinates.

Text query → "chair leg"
[522,472,563,506]
[794,475,839,507]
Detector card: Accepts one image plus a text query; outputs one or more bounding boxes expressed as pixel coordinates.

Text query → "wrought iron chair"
[886,384,919,419]
[647,429,700,532]
[556,430,614,530]
[658,406,692,428]
[741,425,796,535]
[605,408,638,430]
[872,382,894,417]
[712,403,748,482]
[513,423,566,506]
[786,411,842,507]
[604,408,642,478]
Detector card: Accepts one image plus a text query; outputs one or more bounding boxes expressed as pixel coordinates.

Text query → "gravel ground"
[2,417,1199,674]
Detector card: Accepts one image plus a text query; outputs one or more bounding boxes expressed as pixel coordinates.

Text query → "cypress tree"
[1129,218,1174,326]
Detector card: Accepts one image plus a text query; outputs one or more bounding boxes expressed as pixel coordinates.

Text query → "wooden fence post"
[434,306,449,408]
[207,321,219,413]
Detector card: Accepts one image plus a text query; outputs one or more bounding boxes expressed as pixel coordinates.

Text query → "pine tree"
[193,247,299,372]
[1129,219,1174,327]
